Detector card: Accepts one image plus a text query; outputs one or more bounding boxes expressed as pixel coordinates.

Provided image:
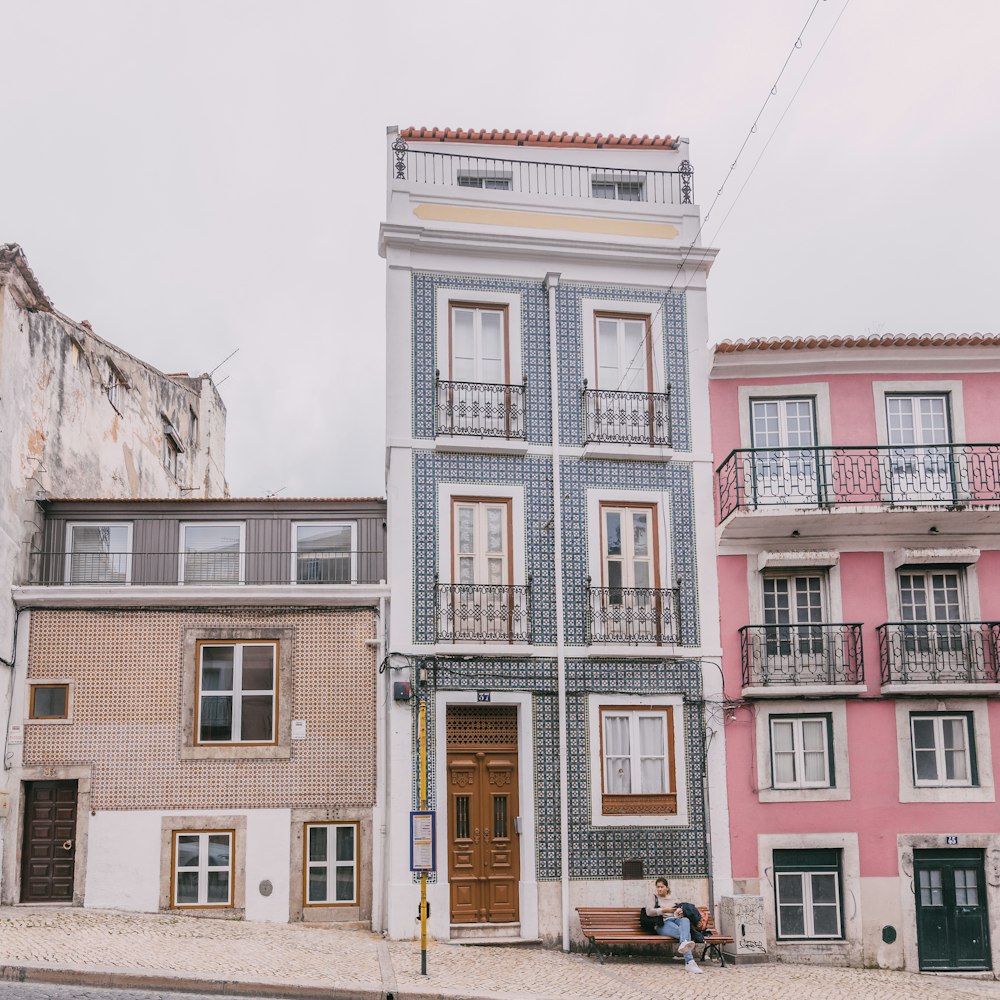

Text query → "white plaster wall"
[243,809,292,922]
[84,811,163,911]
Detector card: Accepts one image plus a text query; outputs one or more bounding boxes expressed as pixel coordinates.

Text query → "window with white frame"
[453,499,510,586]
[592,178,644,201]
[750,397,819,504]
[886,394,953,501]
[599,706,676,815]
[65,523,131,584]
[304,822,358,905]
[769,715,834,789]
[910,713,976,786]
[456,173,512,191]
[449,304,508,385]
[774,849,843,939]
[898,568,965,654]
[172,830,233,908]
[293,522,355,584]
[594,314,651,394]
[181,523,244,584]
[762,572,826,658]
[196,641,277,745]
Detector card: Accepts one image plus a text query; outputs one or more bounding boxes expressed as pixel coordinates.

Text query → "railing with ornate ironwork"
[435,577,533,643]
[435,374,526,439]
[582,382,672,447]
[878,622,1000,685]
[392,137,694,205]
[716,444,1000,521]
[27,550,384,586]
[740,623,864,689]
[586,580,682,645]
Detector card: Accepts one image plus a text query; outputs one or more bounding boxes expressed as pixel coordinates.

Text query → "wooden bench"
[576,906,733,966]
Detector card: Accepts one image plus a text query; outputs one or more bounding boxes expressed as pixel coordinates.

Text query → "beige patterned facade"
[23,607,376,812]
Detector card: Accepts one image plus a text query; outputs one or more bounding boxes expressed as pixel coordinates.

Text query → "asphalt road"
[0,986,287,1000]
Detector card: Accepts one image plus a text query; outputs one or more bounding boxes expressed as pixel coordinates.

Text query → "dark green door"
[914,849,990,971]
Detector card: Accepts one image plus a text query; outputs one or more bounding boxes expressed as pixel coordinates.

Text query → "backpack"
[639,899,664,932]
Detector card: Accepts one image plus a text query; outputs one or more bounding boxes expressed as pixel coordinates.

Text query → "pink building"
[711,334,1000,973]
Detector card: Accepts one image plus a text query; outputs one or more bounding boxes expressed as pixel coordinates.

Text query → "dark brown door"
[21,781,77,902]
[446,706,520,925]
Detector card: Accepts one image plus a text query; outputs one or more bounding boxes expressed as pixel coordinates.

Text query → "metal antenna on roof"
[264,486,287,498]
[209,347,239,378]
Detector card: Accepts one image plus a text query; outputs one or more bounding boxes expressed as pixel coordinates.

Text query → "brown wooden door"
[447,750,520,923]
[21,781,77,902]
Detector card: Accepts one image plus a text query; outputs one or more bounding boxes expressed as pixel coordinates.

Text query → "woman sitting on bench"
[639,877,703,974]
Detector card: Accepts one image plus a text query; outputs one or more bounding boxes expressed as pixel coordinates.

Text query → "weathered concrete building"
[0,244,228,898]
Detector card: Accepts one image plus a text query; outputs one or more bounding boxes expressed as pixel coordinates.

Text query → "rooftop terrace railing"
[717,444,1000,521]
[392,137,694,205]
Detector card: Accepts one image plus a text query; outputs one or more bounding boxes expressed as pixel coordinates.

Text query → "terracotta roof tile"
[715,333,1000,354]
[400,127,679,150]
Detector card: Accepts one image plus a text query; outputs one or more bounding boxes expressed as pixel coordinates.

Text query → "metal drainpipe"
[375,594,389,934]
[544,272,571,952]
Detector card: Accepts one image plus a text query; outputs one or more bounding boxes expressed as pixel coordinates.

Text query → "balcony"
[434,579,532,643]
[878,622,1000,692]
[393,142,694,205]
[586,581,682,645]
[28,550,383,587]
[740,624,865,696]
[435,375,526,441]
[582,384,672,451]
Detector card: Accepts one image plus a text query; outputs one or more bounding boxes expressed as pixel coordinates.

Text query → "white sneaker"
[685,961,703,974]
[678,939,696,955]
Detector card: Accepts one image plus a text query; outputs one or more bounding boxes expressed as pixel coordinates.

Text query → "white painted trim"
[754,699,851,803]
[747,557,844,626]
[872,380,967,445]
[437,484,526,587]
[64,521,134,585]
[290,521,357,585]
[179,522,246,586]
[586,693,688,828]
[892,698,995,803]
[431,689,538,941]
[756,550,839,571]
[435,287,523,386]
[892,547,980,569]
[585,488,671,593]
[882,553,981,623]
[737,382,832,450]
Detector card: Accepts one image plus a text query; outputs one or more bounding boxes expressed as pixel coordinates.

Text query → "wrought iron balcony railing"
[740,623,864,689]
[393,140,694,205]
[878,622,1000,685]
[435,375,526,440]
[586,580,682,645]
[582,383,672,448]
[435,578,532,643]
[27,550,383,587]
[717,444,1000,521]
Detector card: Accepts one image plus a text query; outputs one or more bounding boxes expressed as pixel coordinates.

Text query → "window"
[195,641,277,745]
[457,173,512,191]
[105,359,128,412]
[762,572,826,658]
[162,419,183,478]
[29,683,69,720]
[886,394,953,501]
[750,397,818,504]
[774,849,843,939]
[189,406,199,448]
[304,822,358,905]
[594,314,651,394]
[910,713,976,786]
[599,706,676,815]
[171,830,233,908]
[898,568,965,656]
[449,304,508,385]
[293,522,355,584]
[769,715,834,789]
[453,499,510,586]
[65,523,131,584]
[592,178,644,201]
[181,523,244,584]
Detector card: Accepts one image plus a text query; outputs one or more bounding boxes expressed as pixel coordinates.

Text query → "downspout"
[703,704,715,915]
[374,594,389,933]
[544,272,571,952]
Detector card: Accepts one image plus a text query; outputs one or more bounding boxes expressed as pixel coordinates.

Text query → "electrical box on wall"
[393,680,412,702]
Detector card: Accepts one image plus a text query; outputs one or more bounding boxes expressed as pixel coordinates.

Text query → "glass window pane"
[771,721,794,752]
[640,757,665,793]
[604,512,621,556]
[32,686,67,718]
[296,524,351,553]
[201,647,234,690]
[914,749,938,781]
[309,867,328,903]
[777,872,803,903]
[309,826,328,862]
[335,865,355,902]
[911,717,937,750]
[70,525,130,583]
[206,870,230,904]
[242,646,275,690]
[801,720,826,752]
[207,835,230,867]
[240,695,274,741]
[632,562,650,588]
[779,904,805,936]
[175,871,199,904]
[176,835,200,868]
[773,752,796,785]
[803,751,827,784]
[486,508,503,553]
[457,507,474,554]
[336,826,355,863]
[811,874,837,904]
[632,512,649,557]
[183,525,240,583]
[812,905,840,936]
[199,696,233,742]
[942,717,966,751]
[638,716,664,756]
[605,716,630,756]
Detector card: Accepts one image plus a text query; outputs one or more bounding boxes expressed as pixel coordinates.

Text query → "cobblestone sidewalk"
[1,908,998,1000]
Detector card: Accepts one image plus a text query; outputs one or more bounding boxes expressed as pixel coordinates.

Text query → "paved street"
[1,908,999,1000]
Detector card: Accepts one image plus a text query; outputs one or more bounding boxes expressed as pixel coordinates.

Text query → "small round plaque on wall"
[882,925,897,944]
[259,879,273,897]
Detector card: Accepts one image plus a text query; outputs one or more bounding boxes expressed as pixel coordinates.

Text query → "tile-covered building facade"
[381,126,729,946]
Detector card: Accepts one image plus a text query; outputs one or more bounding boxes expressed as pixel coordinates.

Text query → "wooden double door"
[446,705,520,924]
[21,780,78,903]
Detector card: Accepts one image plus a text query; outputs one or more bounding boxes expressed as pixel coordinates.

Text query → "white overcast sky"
[3,1,998,498]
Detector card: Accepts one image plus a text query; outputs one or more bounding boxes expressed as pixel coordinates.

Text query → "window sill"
[881,682,1000,697]
[581,441,674,462]
[759,786,851,804]
[180,745,292,761]
[434,434,529,456]
[743,684,867,700]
